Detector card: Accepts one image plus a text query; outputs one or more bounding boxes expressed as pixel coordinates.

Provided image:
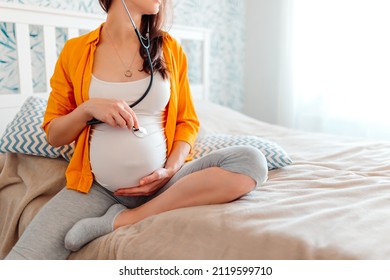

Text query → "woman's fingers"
[130,109,139,130]
[114,169,170,196]
[88,98,139,129]
[118,101,139,130]
[114,184,158,196]
[104,116,117,128]
[112,113,129,128]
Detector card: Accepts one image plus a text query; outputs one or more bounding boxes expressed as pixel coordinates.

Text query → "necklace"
[105,28,138,78]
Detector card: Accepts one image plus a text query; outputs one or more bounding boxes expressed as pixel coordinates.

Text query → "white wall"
[0,0,247,112]
[243,0,292,125]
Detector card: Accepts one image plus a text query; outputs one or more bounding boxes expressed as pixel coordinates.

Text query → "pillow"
[191,134,292,170]
[0,96,291,170]
[0,96,74,161]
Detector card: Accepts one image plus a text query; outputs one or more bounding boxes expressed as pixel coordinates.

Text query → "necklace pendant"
[124,70,132,78]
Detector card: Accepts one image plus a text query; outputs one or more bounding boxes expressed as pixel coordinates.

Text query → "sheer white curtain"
[282,0,390,141]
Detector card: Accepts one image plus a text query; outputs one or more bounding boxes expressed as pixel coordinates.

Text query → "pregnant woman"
[5,0,268,259]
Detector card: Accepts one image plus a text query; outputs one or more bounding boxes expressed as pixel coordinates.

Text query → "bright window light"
[291,0,390,137]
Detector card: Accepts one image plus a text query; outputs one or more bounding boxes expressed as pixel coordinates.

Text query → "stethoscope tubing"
[86,48,153,126]
[87,1,154,126]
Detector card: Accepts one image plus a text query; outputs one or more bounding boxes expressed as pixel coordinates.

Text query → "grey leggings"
[5,146,267,260]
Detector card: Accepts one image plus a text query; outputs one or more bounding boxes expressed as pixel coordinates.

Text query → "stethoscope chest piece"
[132,126,148,138]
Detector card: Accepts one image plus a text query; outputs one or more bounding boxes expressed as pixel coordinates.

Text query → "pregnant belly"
[90,125,167,192]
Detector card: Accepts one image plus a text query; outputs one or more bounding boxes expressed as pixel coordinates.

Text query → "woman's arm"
[47,98,140,147]
[43,39,140,147]
[46,101,90,147]
[162,140,191,177]
[114,140,190,196]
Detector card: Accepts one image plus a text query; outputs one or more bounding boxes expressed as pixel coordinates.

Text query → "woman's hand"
[83,98,139,129]
[47,97,138,147]
[114,168,175,196]
[114,141,191,197]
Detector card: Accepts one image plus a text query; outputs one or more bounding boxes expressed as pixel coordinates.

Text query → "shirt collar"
[85,23,104,45]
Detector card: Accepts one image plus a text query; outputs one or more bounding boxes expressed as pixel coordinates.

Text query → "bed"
[1,3,390,260]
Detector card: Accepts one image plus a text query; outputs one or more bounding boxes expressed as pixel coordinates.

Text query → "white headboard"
[0,2,210,134]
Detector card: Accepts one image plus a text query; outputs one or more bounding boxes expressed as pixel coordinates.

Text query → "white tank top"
[89,73,170,191]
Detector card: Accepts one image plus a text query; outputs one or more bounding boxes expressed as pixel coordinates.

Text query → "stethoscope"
[87,0,154,138]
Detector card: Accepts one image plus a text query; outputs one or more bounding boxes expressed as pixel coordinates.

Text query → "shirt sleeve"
[172,40,200,148]
[42,41,77,137]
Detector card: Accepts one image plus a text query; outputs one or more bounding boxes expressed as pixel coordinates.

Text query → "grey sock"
[64,204,127,252]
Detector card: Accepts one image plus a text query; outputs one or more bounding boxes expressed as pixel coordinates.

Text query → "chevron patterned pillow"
[0,96,74,161]
[191,134,292,170]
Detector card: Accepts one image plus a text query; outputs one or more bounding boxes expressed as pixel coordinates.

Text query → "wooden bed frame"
[0,2,210,134]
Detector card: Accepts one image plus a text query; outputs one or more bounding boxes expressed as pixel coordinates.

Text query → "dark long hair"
[98,0,170,79]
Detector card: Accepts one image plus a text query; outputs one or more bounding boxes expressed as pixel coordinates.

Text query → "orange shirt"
[42,24,199,193]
